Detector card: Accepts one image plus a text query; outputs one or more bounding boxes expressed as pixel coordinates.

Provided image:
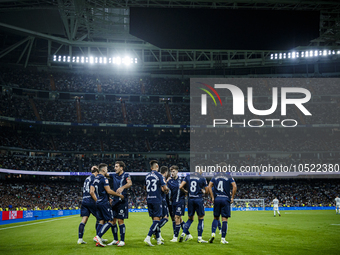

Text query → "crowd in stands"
[0,68,190,95]
[1,178,339,211]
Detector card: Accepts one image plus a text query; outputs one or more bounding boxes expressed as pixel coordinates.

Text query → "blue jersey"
[168,176,186,204]
[109,171,131,202]
[82,174,96,204]
[145,170,166,203]
[91,174,110,205]
[161,175,167,202]
[184,172,208,199]
[210,173,235,202]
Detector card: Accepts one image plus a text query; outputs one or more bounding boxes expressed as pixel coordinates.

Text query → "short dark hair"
[98,163,108,171]
[115,161,126,169]
[149,160,158,169]
[160,166,169,174]
[170,165,179,171]
[91,166,99,173]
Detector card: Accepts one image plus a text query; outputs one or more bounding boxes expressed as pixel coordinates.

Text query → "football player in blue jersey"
[208,169,237,244]
[91,163,125,247]
[78,166,99,244]
[155,166,170,241]
[144,160,169,246]
[167,165,192,242]
[179,171,209,243]
[106,161,132,247]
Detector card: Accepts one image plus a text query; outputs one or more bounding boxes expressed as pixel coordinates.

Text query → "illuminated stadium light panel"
[52,55,138,65]
[269,50,340,60]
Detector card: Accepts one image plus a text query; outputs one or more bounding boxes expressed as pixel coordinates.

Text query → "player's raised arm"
[231,181,237,204]
[116,176,132,194]
[90,185,97,202]
[179,180,188,194]
[208,181,214,202]
[104,185,125,200]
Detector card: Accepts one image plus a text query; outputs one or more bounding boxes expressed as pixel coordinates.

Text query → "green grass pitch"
[0,210,339,255]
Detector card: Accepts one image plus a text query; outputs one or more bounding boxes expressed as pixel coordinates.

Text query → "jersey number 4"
[217,181,224,192]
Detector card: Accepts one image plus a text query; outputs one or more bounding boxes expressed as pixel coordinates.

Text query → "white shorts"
[273,206,279,211]
[336,205,340,209]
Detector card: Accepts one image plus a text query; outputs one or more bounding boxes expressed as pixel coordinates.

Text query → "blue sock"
[212,219,218,234]
[148,220,159,237]
[96,221,99,233]
[198,219,204,237]
[155,225,160,239]
[180,221,190,234]
[175,224,181,237]
[218,220,222,230]
[159,218,168,228]
[183,219,193,235]
[78,222,85,238]
[222,221,228,238]
[96,223,103,236]
[98,222,113,238]
[172,221,176,235]
[111,224,118,240]
[119,224,125,242]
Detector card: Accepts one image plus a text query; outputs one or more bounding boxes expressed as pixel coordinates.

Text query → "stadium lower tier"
[1,178,339,212]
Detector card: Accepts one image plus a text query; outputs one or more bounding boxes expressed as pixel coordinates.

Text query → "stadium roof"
[0,0,340,70]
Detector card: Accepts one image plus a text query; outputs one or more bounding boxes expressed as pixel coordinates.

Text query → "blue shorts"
[188,198,205,217]
[147,202,162,218]
[96,202,114,221]
[173,201,185,216]
[112,200,129,219]
[162,200,169,218]
[80,202,97,217]
[214,198,231,218]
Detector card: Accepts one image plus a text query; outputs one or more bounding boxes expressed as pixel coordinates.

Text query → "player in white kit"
[335,196,340,215]
[272,198,281,217]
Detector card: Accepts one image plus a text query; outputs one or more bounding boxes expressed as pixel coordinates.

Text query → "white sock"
[145,236,150,241]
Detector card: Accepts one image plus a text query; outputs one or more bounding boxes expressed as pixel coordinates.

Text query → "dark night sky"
[130,8,320,50]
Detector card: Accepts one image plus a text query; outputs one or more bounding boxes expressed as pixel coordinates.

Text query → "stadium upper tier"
[1,69,340,95]
[0,94,339,125]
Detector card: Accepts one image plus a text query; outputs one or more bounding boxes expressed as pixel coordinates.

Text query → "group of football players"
[77,160,237,247]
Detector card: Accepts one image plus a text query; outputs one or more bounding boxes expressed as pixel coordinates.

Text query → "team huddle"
[77,160,237,247]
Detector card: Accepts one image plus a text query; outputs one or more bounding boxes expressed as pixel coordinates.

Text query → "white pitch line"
[0,215,78,231]
[330,224,340,226]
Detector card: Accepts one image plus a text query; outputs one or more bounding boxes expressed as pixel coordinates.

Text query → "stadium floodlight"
[113,57,116,64]
[135,58,138,63]
[305,51,309,57]
[332,50,335,55]
[310,50,313,57]
[292,52,296,58]
[63,56,66,62]
[279,53,282,59]
[81,57,84,63]
[337,51,340,55]
[319,51,322,56]
[117,57,121,65]
[283,53,286,59]
[53,55,57,61]
[301,52,304,58]
[67,56,71,63]
[296,52,299,58]
[58,55,61,62]
[99,57,102,64]
[109,58,112,64]
[123,56,130,65]
[85,57,89,63]
[314,50,318,57]
[274,53,277,59]
[103,57,107,64]
[328,50,331,55]
[89,56,94,64]
[76,57,80,63]
[270,54,273,60]
[323,50,327,56]
[288,52,291,59]
[72,56,75,63]
[95,57,98,63]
